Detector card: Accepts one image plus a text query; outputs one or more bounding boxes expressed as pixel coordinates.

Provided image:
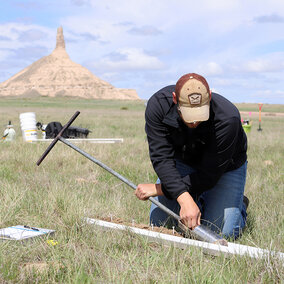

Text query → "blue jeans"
[150,161,248,239]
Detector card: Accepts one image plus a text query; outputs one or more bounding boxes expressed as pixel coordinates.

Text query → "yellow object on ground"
[242,124,251,133]
[47,239,58,246]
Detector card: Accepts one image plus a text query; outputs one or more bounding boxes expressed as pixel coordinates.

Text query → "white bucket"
[42,124,47,139]
[19,112,38,142]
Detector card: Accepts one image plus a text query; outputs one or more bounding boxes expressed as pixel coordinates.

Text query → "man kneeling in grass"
[135,73,249,239]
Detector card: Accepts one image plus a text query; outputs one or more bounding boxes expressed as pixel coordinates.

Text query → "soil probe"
[36,111,227,246]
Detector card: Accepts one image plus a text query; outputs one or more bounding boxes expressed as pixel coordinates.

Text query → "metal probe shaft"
[58,137,227,245]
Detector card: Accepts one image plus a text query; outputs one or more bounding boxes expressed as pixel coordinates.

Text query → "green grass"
[0,96,146,110]
[0,97,283,283]
[235,102,284,113]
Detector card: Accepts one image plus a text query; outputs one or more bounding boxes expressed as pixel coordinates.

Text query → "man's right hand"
[135,183,163,200]
[177,192,201,229]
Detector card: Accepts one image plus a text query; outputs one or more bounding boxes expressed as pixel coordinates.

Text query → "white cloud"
[276,90,284,95]
[71,0,90,6]
[251,89,284,101]
[243,53,284,73]
[13,1,43,10]
[196,62,223,76]
[0,49,12,61]
[254,13,284,23]
[127,26,162,36]
[91,48,164,71]
[18,29,47,42]
[0,23,54,50]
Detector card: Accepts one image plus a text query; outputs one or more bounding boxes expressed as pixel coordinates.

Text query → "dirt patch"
[21,261,64,274]
[22,262,48,273]
[100,217,184,238]
[264,160,274,166]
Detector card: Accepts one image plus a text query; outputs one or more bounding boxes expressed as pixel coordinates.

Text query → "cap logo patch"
[189,93,202,105]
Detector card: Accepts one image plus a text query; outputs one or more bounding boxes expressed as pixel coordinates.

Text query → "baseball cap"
[175,73,211,123]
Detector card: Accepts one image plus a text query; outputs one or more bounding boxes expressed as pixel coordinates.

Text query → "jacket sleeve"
[187,117,241,196]
[145,97,190,200]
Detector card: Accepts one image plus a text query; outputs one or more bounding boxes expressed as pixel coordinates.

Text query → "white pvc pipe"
[35,138,123,143]
[85,218,284,261]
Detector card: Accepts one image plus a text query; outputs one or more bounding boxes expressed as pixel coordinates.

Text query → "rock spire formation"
[0,27,139,100]
[56,26,65,49]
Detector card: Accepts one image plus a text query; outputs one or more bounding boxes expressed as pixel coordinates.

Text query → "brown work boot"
[243,195,249,210]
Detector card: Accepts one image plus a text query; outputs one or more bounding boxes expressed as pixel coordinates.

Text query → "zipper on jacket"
[182,145,186,159]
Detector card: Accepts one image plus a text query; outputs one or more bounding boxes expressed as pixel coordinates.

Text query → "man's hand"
[177,192,201,229]
[135,184,163,200]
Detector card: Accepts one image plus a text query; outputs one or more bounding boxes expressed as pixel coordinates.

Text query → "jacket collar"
[162,102,181,128]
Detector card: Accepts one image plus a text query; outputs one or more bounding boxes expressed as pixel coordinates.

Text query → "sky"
[0,0,283,104]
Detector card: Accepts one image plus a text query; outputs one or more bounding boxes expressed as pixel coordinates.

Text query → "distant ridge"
[0,27,140,100]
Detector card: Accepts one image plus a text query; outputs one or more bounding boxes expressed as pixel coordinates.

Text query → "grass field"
[0,97,283,283]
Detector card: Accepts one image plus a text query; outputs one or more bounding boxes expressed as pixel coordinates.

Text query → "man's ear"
[209,90,212,101]
[172,92,177,104]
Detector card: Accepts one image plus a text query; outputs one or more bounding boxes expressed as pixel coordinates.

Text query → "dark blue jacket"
[145,85,247,200]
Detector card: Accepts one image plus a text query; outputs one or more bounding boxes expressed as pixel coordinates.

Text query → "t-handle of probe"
[36,111,80,166]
